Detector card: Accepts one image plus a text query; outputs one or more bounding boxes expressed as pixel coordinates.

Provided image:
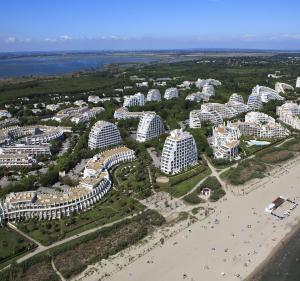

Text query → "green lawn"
[161,168,211,197]
[0,227,36,264]
[18,191,145,246]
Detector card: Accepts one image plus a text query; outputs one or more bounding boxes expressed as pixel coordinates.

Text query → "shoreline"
[245,217,300,281]
[74,154,300,281]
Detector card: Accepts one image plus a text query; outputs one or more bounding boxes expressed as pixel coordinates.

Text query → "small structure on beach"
[265,196,298,219]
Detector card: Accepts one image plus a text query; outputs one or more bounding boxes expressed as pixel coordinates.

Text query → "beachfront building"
[185,92,210,102]
[123,93,145,107]
[164,88,179,100]
[275,82,294,94]
[147,89,161,102]
[252,85,284,103]
[245,112,275,124]
[209,122,240,160]
[88,121,121,149]
[160,129,198,175]
[277,102,300,130]
[136,113,165,142]
[296,77,300,88]
[0,146,135,223]
[247,94,263,110]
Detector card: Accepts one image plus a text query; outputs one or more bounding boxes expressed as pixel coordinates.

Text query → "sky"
[0,0,300,52]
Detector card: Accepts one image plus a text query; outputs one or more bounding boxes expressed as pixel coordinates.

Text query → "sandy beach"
[73,156,300,281]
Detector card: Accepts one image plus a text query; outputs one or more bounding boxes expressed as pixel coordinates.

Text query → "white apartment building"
[277,102,300,130]
[209,123,240,160]
[46,104,60,111]
[189,109,223,128]
[0,146,135,223]
[195,78,221,89]
[202,84,215,96]
[70,107,104,124]
[74,100,88,107]
[114,107,146,120]
[0,118,19,129]
[136,113,165,142]
[185,92,210,102]
[88,95,101,104]
[245,112,275,124]
[53,107,104,123]
[123,93,145,107]
[164,88,179,100]
[275,82,294,94]
[296,77,300,88]
[160,129,198,174]
[229,93,244,104]
[252,85,284,103]
[0,154,37,167]
[225,101,249,114]
[201,103,238,119]
[247,94,263,110]
[0,144,51,156]
[136,81,149,88]
[147,89,161,102]
[88,121,121,149]
[0,110,11,118]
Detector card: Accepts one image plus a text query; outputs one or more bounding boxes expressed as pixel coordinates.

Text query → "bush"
[183,192,202,204]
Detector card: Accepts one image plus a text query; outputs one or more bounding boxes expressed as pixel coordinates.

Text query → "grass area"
[195,176,226,202]
[0,227,36,265]
[112,161,152,199]
[0,210,165,281]
[255,147,294,164]
[223,159,266,185]
[161,167,211,198]
[18,191,145,246]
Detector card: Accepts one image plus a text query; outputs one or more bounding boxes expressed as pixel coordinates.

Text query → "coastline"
[245,218,300,281]
[73,155,300,281]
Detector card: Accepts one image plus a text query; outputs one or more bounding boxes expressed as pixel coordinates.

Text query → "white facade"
[245,112,275,124]
[123,93,145,107]
[0,144,51,156]
[201,103,238,119]
[164,88,179,100]
[114,107,146,120]
[0,110,11,118]
[275,82,294,93]
[277,102,300,130]
[296,77,300,88]
[136,81,149,88]
[136,113,165,142]
[189,109,223,128]
[247,94,263,110]
[160,129,198,174]
[252,85,284,103]
[195,78,221,89]
[88,95,101,104]
[0,146,135,223]
[147,89,161,102]
[74,100,88,107]
[229,93,244,103]
[88,121,121,149]
[209,123,240,160]
[202,84,215,96]
[185,92,210,102]
[0,154,36,167]
[46,104,60,111]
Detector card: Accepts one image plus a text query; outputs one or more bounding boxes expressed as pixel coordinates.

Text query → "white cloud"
[283,34,300,40]
[4,36,17,43]
[60,35,72,41]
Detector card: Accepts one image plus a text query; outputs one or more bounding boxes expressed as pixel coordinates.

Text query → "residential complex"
[136,113,165,142]
[88,121,121,149]
[0,110,12,118]
[147,89,161,102]
[160,129,198,174]
[114,107,146,120]
[0,146,135,223]
[277,102,300,130]
[123,92,145,107]
[164,88,179,100]
[247,94,263,110]
[53,106,104,123]
[0,118,19,129]
[209,123,240,160]
[189,109,223,128]
[251,85,284,103]
[185,92,210,102]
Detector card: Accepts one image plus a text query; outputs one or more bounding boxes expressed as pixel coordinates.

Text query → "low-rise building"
[114,107,146,120]
[136,81,149,88]
[88,95,101,104]
[46,104,60,111]
[252,85,284,103]
[0,154,36,167]
[296,77,300,88]
[185,92,210,102]
[189,109,223,128]
[275,82,294,94]
[0,110,11,118]
[88,121,121,149]
[136,113,165,142]
[74,100,87,107]
[160,129,198,174]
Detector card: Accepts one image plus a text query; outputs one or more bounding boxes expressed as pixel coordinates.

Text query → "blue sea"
[0,52,160,78]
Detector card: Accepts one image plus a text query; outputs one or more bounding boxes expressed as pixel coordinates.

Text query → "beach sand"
[73,157,300,281]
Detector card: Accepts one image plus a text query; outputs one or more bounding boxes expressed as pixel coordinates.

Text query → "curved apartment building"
[0,146,135,224]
